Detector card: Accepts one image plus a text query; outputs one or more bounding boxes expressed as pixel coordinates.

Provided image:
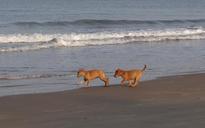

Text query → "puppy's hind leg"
[105,78,109,87]
[131,78,139,87]
[100,77,109,87]
[128,80,133,87]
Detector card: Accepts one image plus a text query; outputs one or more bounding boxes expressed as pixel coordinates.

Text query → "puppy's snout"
[114,74,117,78]
[77,73,80,78]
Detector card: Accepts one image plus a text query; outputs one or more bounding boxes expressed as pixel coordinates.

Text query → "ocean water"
[0,0,205,96]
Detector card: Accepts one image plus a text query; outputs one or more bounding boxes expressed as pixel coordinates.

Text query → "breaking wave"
[0,27,205,52]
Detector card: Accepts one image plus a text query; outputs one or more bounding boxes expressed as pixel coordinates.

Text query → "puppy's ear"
[116,68,121,71]
[78,68,85,72]
[78,68,84,71]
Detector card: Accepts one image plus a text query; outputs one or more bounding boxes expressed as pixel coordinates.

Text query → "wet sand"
[0,73,205,128]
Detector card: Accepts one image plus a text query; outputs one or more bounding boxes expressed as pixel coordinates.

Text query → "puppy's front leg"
[120,79,125,86]
[128,80,133,87]
[86,80,90,87]
[83,78,90,87]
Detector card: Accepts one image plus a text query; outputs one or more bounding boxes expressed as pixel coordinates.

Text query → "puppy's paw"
[80,81,84,84]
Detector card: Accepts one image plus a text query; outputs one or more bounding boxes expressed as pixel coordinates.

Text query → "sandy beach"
[0,73,205,128]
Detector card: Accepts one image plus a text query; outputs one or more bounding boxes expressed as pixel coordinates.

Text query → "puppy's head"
[114,68,123,78]
[77,69,85,78]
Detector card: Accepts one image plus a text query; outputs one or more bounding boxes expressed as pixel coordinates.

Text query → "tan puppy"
[77,69,109,87]
[114,65,147,87]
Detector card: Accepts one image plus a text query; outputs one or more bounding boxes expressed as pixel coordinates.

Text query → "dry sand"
[0,73,205,128]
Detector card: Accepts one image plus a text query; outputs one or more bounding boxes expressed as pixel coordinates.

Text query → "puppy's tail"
[141,64,147,72]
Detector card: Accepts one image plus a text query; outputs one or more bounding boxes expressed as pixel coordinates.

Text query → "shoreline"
[0,73,205,128]
[0,70,204,98]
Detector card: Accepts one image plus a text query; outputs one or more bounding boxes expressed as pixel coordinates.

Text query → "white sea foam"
[0,73,73,81]
[0,28,205,52]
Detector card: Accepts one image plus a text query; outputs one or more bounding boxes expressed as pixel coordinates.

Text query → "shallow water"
[0,39,205,96]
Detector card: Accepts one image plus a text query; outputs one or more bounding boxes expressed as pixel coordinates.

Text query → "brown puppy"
[114,65,147,87]
[77,69,109,87]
